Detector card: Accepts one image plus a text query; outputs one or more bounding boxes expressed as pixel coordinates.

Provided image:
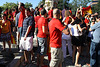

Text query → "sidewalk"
[19,46,90,67]
[0,42,22,67]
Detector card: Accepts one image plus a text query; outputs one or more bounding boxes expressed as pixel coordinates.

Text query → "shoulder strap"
[2,20,7,28]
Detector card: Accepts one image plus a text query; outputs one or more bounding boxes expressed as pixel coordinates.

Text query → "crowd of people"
[0,2,100,67]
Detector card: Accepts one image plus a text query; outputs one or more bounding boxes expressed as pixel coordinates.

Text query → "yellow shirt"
[0,20,11,33]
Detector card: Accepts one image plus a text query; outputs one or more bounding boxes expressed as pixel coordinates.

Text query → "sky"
[0,0,73,9]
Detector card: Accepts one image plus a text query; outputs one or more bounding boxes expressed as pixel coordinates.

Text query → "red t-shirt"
[49,18,65,48]
[84,18,89,24]
[34,16,40,28]
[37,17,48,38]
[18,8,25,27]
[64,17,72,24]
[48,9,53,19]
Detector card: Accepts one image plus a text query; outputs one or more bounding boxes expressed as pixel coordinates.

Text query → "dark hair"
[36,10,40,15]
[91,17,96,21]
[25,8,31,12]
[3,14,7,17]
[6,8,8,10]
[40,4,43,8]
[72,17,81,25]
[41,9,47,15]
[20,3,25,7]
[69,7,71,10]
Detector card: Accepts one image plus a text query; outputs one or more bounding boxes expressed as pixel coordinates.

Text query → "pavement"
[19,45,90,67]
[0,42,23,67]
[0,34,90,67]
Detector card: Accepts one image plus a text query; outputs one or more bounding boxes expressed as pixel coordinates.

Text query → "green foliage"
[0,6,3,15]
[58,0,70,10]
[3,2,17,10]
[92,0,100,14]
[70,0,92,14]
[25,2,32,9]
[0,2,33,15]
[38,0,45,6]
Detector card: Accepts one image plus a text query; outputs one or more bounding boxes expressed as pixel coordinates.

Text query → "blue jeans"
[90,41,100,67]
[18,27,22,40]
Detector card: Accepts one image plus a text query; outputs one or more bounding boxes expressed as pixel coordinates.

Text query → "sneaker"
[19,50,22,52]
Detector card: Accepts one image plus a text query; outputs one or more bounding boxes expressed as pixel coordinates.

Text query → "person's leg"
[62,39,67,58]
[18,27,22,52]
[30,50,34,61]
[40,55,44,66]
[40,38,47,67]
[59,62,62,67]
[90,42,97,67]
[7,41,11,51]
[72,45,76,63]
[67,39,73,57]
[24,50,29,62]
[50,48,61,67]
[97,43,100,66]
[3,41,6,50]
[75,46,81,66]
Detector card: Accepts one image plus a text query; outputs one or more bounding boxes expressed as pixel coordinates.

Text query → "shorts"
[0,32,11,42]
[37,37,47,55]
[50,47,63,67]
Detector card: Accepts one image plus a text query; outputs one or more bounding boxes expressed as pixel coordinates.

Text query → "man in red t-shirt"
[18,2,25,39]
[37,9,49,67]
[34,11,40,33]
[49,9,69,67]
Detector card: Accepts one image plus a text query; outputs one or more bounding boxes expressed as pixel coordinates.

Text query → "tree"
[2,2,17,10]
[38,0,45,6]
[92,0,100,14]
[25,2,32,8]
[58,0,70,10]
[0,6,3,15]
[70,0,92,14]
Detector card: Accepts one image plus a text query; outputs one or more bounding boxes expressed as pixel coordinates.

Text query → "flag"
[82,6,92,17]
[11,34,16,44]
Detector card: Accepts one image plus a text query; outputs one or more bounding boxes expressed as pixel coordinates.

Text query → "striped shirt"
[22,16,35,37]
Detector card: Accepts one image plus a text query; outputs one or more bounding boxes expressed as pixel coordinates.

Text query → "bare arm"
[24,26,32,40]
[42,26,49,35]
[62,28,69,35]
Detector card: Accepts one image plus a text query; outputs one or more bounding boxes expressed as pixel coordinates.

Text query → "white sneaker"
[19,50,22,52]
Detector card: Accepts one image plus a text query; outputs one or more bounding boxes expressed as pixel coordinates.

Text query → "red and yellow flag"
[11,34,16,44]
[82,6,92,17]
